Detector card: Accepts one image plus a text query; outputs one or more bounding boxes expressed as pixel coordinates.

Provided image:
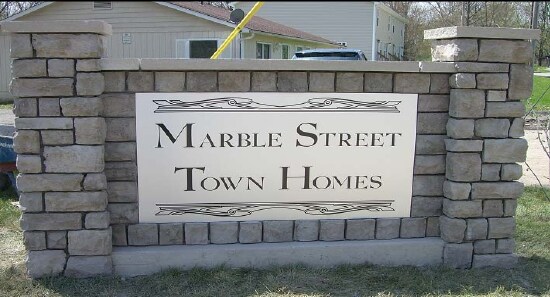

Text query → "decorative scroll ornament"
[155,201,395,217]
[153,97,401,113]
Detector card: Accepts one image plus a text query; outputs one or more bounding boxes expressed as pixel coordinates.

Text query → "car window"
[294,52,360,59]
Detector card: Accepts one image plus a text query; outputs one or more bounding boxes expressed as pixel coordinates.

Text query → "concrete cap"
[1,21,112,36]
[424,26,540,40]
[101,59,140,71]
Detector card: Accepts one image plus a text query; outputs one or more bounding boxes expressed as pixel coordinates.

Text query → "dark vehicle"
[291,48,367,61]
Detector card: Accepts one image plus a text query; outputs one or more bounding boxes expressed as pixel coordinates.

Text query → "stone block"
[14,98,37,117]
[17,155,42,173]
[465,218,487,240]
[127,72,154,92]
[65,256,113,278]
[319,220,345,241]
[108,203,138,224]
[443,181,471,200]
[486,102,525,118]
[488,217,515,238]
[11,78,73,97]
[38,97,60,117]
[17,173,83,192]
[509,64,533,100]
[474,239,495,254]
[112,224,127,246]
[155,72,185,92]
[394,73,430,93]
[69,229,112,255]
[364,72,393,92]
[426,217,440,237]
[440,216,466,243]
[444,243,473,269]
[76,73,104,96]
[127,224,158,246]
[309,72,335,92]
[251,72,276,91]
[449,89,485,118]
[33,34,103,58]
[483,139,527,163]
[27,250,66,278]
[483,200,504,217]
[504,200,517,216]
[75,118,106,144]
[443,199,482,218]
[210,222,239,244]
[239,221,262,244]
[102,93,135,117]
[103,72,126,92]
[472,254,518,268]
[411,196,442,216]
[15,118,73,130]
[60,97,103,116]
[105,142,136,162]
[10,34,33,58]
[345,219,375,240]
[446,119,474,139]
[414,155,446,174]
[476,73,509,90]
[454,62,509,73]
[277,72,308,92]
[416,135,446,154]
[47,231,67,249]
[24,231,46,250]
[21,213,81,231]
[12,59,47,77]
[83,173,107,191]
[400,218,426,238]
[45,191,107,212]
[449,73,476,89]
[159,223,184,245]
[105,162,137,181]
[41,130,73,145]
[107,181,137,202]
[444,139,483,152]
[496,238,515,253]
[418,95,449,112]
[375,218,400,239]
[487,90,507,102]
[184,223,209,245]
[48,59,75,77]
[294,220,319,241]
[472,182,524,199]
[218,72,250,91]
[85,212,110,229]
[417,113,448,134]
[412,175,444,196]
[475,119,510,138]
[263,220,293,242]
[509,118,524,138]
[478,40,531,63]
[446,152,481,182]
[106,118,136,141]
[481,164,501,181]
[430,74,450,94]
[76,59,101,72]
[19,192,43,212]
[336,72,363,92]
[431,39,478,61]
[187,72,217,92]
[44,146,104,173]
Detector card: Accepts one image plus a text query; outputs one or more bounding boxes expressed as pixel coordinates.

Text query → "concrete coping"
[424,26,540,40]
[101,59,140,71]
[0,21,112,36]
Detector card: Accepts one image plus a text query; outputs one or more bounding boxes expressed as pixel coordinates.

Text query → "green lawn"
[0,187,549,296]
[527,76,550,111]
[0,103,12,111]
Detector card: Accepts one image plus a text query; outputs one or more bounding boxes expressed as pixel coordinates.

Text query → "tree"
[0,2,42,20]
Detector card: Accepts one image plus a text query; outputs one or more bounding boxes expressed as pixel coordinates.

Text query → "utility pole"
[532,1,540,65]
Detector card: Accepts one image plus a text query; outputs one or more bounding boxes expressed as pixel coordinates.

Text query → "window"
[393,25,395,33]
[189,40,218,58]
[376,17,379,26]
[296,46,304,52]
[93,2,112,9]
[256,43,271,59]
[281,44,290,59]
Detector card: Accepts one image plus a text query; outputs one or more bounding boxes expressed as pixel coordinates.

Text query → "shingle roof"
[170,2,337,45]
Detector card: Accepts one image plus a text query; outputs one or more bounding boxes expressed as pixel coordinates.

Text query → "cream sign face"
[136,93,418,223]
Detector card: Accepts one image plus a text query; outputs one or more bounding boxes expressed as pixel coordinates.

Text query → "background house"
[232,1,407,61]
[0,1,338,99]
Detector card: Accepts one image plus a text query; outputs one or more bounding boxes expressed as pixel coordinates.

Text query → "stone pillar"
[3,21,112,278]
[425,26,540,268]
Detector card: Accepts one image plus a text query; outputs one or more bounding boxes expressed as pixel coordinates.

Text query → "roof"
[169,2,337,45]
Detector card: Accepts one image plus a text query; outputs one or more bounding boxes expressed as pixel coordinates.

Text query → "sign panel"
[136,93,418,222]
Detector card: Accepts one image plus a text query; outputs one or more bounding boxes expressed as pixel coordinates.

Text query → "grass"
[0,103,12,111]
[526,75,550,111]
[0,187,549,296]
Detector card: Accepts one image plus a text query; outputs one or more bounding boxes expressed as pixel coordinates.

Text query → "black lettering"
[296,123,317,147]
[370,176,382,189]
[174,167,205,191]
[156,123,194,148]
